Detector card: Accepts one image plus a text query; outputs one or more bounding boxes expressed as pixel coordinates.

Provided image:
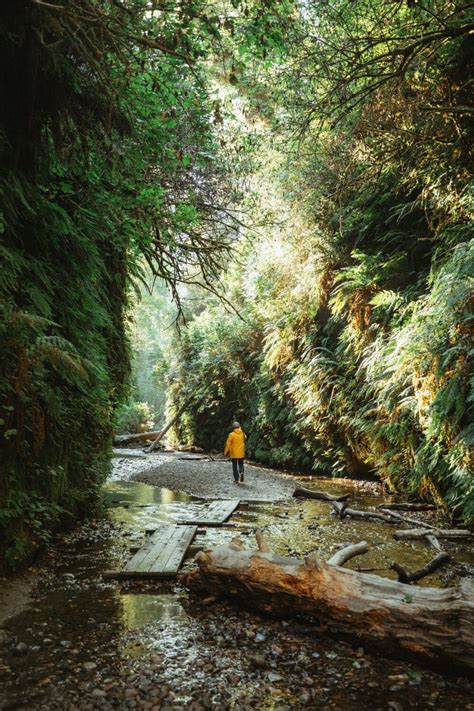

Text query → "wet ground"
[0,455,473,710]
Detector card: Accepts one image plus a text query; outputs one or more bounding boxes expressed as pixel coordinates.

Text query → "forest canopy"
[0,0,473,568]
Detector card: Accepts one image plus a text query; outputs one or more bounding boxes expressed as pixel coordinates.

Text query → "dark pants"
[232,458,244,481]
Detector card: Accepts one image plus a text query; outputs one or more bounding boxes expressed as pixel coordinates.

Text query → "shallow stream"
[0,460,473,710]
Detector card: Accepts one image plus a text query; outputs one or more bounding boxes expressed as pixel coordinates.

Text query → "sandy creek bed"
[0,452,472,710]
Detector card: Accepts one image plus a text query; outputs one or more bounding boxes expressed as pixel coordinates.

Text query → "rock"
[82,662,97,672]
[266,672,282,682]
[125,688,138,698]
[91,689,106,698]
[248,654,266,669]
[13,642,28,656]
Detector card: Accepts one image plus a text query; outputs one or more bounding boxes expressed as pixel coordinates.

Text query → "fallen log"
[114,430,161,446]
[394,528,472,541]
[184,535,474,671]
[327,541,369,567]
[332,501,398,524]
[391,553,450,584]
[380,503,437,512]
[294,486,350,503]
[379,508,438,529]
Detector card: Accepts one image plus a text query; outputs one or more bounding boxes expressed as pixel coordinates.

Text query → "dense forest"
[1,0,473,569]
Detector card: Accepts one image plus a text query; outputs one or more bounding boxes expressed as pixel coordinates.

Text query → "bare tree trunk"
[184,535,474,671]
[145,393,206,453]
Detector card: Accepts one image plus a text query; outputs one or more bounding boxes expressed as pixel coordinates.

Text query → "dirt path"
[112,451,297,501]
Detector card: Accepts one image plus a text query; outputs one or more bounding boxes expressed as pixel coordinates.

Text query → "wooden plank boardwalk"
[105,524,197,580]
[177,499,240,526]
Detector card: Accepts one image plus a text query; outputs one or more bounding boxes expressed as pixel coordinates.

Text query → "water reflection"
[103,479,191,506]
[120,593,188,629]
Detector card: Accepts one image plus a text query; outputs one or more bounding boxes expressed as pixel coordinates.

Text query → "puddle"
[120,593,189,629]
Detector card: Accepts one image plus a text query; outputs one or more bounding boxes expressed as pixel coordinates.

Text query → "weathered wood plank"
[105,525,197,580]
[177,499,240,525]
[123,526,176,572]
[149,526,196,573]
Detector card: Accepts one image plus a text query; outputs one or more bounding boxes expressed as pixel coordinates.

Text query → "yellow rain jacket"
[224,427,246,459]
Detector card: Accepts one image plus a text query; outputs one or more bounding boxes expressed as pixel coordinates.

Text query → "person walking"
[224,421,246,484]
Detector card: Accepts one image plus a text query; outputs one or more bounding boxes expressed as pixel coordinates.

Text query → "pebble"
[266,672,282,682]
[83,662,97,671]
[91,689,106,698]
[13,642,28,656]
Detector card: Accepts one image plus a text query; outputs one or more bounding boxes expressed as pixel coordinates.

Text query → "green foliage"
[0,0,264,567]
[165,0,474,521]
[114,400,155,434]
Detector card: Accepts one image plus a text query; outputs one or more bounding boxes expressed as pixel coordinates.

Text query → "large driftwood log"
[185,535,474,671]
[293,486,350,502]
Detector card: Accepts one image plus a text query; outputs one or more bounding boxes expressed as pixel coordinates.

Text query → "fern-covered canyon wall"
[167,1,474,521]
[0,0,242,568]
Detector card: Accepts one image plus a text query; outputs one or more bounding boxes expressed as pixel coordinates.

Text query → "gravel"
[113,451,296,502]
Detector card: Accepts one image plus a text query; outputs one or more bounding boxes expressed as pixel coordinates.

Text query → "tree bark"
[184,536,474,671]
[293,487,350,502]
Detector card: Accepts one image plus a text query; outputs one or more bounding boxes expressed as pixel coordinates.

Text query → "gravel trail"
[112,450,296,501]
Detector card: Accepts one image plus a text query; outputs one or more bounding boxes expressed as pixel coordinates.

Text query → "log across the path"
[184,534,474,671]
[293,486,350,503]
[114,430,161,446]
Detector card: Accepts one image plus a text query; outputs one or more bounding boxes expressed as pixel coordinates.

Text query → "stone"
[249,654,266,669]
[13,642,28,656]
[83,662,97,672]
[91,689,107,698]
[266,672,282,683]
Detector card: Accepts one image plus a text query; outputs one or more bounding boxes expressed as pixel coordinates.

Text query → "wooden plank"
[148,526,196,573]
[105,525,197,580]
[160,527,198,573]
[177,499,240,525]
[123,526,175,572]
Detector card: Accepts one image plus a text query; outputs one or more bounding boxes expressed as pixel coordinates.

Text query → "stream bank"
[0,454,473,710]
